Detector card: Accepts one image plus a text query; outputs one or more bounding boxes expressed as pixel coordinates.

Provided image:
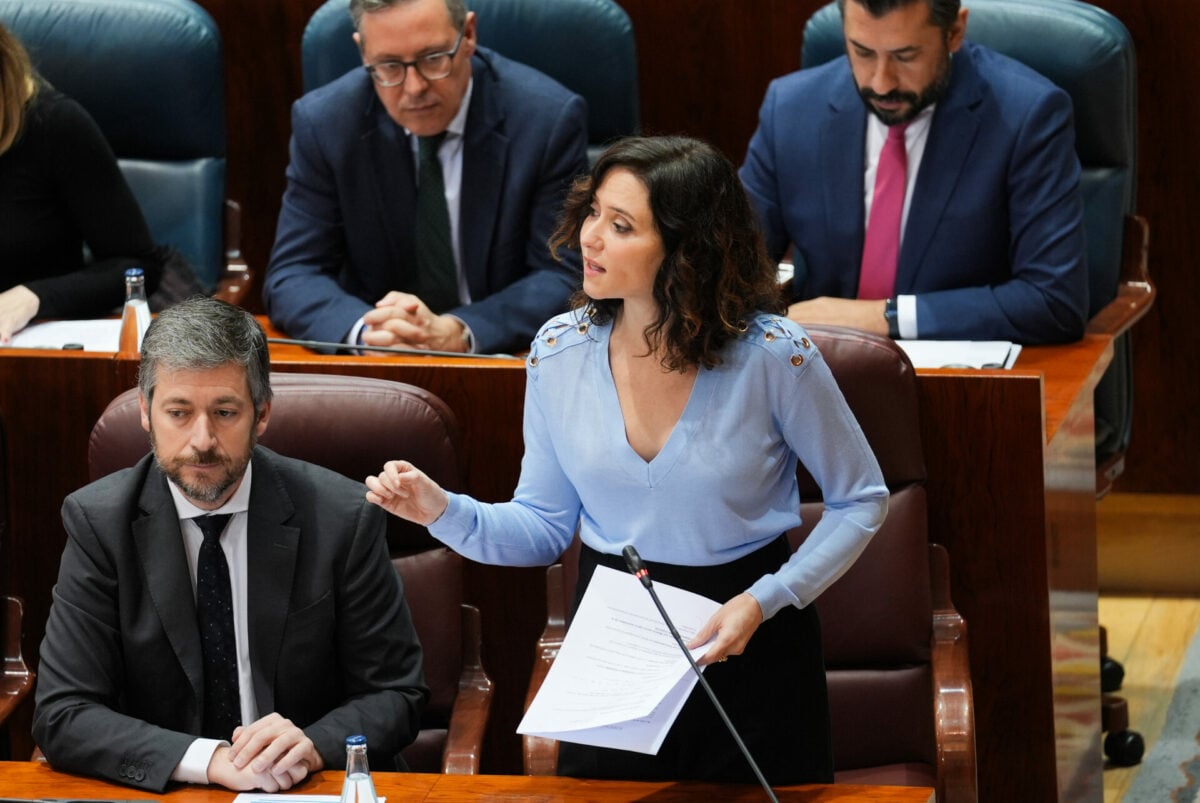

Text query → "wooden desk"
[0,329,1112,801]
[0,761,934,802]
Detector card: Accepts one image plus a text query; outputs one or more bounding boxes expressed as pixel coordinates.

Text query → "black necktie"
[195,513,241,740]
[415,133,460,313]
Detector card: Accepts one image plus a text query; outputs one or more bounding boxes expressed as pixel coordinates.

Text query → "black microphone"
[620,546,779,803]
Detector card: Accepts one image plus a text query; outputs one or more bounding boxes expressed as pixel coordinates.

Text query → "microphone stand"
[622,546,780,803]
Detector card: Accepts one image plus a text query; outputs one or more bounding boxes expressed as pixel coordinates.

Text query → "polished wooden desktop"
[0,324,1112,801]
[0,761,934,802]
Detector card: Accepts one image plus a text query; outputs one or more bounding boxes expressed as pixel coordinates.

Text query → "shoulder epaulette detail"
[528,309,596,369]
[743,314,816,372]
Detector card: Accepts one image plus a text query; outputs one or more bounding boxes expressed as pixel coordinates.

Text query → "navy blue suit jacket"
[740,41,1088,344]
[264,48,588,354]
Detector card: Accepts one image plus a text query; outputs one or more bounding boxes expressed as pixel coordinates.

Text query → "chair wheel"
[1104,729,1144,766]
[1101,656,1125,692]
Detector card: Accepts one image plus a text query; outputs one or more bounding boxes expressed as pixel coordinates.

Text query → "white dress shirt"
[349,79,477,350]
[166,463,255,784]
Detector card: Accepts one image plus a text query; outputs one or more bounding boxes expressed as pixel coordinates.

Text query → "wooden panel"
[1083,0,1200,494]
[191,0,327,311]
[918,371,1060,800]
[1098,493,1200,594]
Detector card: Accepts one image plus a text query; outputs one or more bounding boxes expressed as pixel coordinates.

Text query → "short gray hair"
[138,296,272,413]
[349,0,467,32]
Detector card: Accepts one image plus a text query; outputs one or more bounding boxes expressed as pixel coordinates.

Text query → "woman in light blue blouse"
[366,136,888,785]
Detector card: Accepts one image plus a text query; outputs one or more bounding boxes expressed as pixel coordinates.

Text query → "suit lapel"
[822,76,869,298]
[132,466,204,719]
[899,44,984,291]
[245,450,300,718]
[364,95,418,291]
[460,53,507,300]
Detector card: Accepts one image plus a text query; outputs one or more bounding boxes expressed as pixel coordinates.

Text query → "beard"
[858,48,953,126]
[152,428,255,506]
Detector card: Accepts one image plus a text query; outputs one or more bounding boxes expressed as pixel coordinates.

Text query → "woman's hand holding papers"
[687,592,764,666]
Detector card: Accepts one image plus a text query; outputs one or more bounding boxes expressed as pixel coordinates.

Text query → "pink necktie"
[858,122,910,300]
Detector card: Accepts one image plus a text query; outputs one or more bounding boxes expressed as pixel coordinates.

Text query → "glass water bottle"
[340,734,379,803]
[118,267,151,353]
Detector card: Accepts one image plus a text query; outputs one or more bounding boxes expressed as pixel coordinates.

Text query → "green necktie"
[415,133,459,313]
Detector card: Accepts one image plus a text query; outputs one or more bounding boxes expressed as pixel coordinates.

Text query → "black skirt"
[557,537,834,786]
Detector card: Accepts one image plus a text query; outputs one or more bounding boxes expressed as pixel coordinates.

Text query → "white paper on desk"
[517,564,720,754]
[231,792,386,796]
[6,318,122,352]
[896,339,1022,369]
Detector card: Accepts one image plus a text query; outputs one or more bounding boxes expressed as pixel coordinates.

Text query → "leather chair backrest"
[0,0,227,289]
[392,548,464,771]
[302,0,639,156]
[801,0,1137,461]
[88,372,463,553]
[790,325,936,777]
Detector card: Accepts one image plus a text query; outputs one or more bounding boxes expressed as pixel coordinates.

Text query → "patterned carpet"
[1125,623,1200,801]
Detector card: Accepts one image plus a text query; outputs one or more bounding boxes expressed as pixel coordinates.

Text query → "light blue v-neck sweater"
[430,309,888,619]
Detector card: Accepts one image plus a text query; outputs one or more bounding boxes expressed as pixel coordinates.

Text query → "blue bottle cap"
[345,734,367,746]
[124,267,144,277]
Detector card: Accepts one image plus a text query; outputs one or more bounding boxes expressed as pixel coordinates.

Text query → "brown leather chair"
[88,372,493,773]
[1,596,35,731]
[523,325,976,802]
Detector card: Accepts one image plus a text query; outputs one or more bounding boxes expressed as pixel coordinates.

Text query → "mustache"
[175,448,229,467]
[860,88,920,105]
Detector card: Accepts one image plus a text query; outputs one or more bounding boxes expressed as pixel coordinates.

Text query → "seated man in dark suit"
[33,296,428,793]
[740,0,1088,344]
[263,0,589,355]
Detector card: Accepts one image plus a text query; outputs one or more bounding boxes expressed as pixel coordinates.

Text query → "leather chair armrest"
[522,563,567,775]
[441,604,494,774]
[929,544,978,803]
[213,199,253,308]
[1086,214,1154,338]
[1,596,35,729]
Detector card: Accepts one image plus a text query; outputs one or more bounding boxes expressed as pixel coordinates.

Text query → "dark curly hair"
[550,136,784,371]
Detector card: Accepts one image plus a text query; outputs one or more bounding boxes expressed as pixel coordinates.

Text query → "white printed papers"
[517,565,720,754]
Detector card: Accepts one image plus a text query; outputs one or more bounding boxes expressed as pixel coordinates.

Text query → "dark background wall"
[197,0,1197,491]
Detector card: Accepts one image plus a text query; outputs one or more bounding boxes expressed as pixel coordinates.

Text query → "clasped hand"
[361,291,467,353]
[0,285,40,344]
[206,712,323,791]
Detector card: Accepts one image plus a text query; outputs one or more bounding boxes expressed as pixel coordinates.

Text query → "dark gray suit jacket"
[33,446,428,792]
[264,47,589,354]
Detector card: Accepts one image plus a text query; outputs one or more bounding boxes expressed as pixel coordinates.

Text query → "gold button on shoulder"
[791,354,804,367]
[736,320,749,332]
[577,323,589,334]
[546,336,557,346]
[800,337,811,349]
[528,355,539,366]
[764,331,776,342]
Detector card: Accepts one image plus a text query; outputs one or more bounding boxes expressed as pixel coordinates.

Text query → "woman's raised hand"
[365,460,449,526]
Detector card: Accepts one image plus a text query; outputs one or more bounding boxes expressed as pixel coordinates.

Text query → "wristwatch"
[884,297,900,339]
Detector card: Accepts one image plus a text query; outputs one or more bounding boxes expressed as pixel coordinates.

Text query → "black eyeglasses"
[364,29,465,87]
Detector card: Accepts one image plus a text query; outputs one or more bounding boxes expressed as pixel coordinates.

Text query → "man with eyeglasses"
[264,0,588,355]
[739,0,1088,346]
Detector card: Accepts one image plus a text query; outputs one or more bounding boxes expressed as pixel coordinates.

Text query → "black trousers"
[557,537,834,786]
